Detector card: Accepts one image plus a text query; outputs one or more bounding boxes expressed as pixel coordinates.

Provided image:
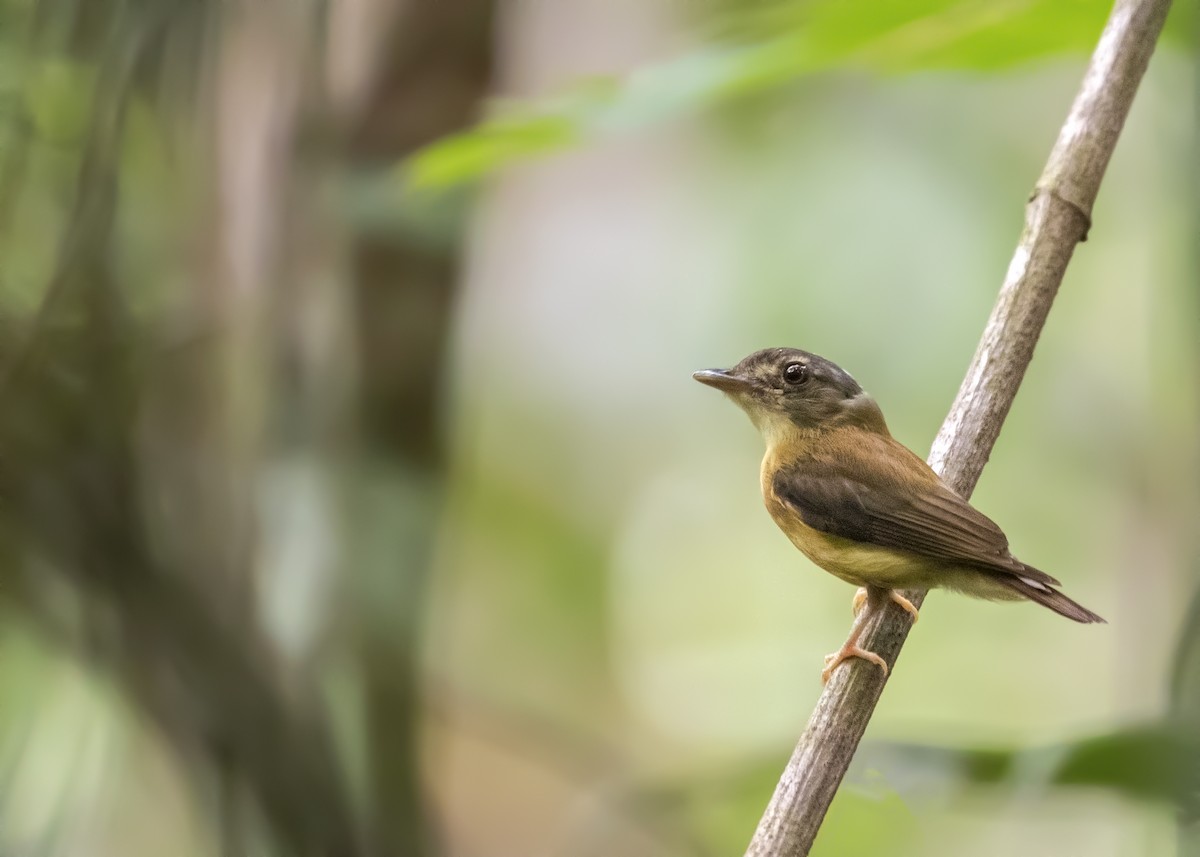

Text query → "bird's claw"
[889,591,920,622]
[822,644,888,684]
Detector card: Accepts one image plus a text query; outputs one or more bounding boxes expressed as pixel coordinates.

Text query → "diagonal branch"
[745,0,1174,854]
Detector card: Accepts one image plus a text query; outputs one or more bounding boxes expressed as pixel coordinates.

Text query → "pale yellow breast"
[759,447,933,589]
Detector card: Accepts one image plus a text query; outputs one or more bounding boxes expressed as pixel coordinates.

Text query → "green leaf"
[406,0,1131,189]
[713,0,1112,70]
[408,111,580,189]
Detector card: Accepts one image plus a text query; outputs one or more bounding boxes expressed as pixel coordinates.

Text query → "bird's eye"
[783,362,808,385]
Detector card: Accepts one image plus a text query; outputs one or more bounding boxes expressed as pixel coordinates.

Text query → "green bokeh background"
[0,0,1196,855]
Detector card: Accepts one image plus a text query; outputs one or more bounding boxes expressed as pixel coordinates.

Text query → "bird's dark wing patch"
[772,466,1061,586]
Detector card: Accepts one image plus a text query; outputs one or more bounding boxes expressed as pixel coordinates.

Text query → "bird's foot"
[889,591,920,622]
[852,587,919,622]
[822,643,888,684]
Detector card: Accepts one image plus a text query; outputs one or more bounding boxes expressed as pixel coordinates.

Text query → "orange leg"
[826,587,917,683]
[853,586,919,622]
[823,602,888,683]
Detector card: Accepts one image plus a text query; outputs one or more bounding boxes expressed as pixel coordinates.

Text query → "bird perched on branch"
[693,347,1104,683]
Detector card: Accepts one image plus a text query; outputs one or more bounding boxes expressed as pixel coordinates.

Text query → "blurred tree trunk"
[343,1,495,852]
[0,0,495,855]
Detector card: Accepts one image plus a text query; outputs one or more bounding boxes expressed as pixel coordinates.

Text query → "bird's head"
[693,347,887,443]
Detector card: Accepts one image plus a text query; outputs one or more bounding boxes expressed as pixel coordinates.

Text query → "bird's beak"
[692,368,755,393]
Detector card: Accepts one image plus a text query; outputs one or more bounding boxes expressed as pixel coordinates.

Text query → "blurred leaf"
[713,0,1112,66]
[408,112,580,188]
[1053,726,1199,803]
[861,722,1200,806]
[405,0,1145,188]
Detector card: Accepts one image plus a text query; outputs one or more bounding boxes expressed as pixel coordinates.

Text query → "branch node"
[1032,183,1095,240]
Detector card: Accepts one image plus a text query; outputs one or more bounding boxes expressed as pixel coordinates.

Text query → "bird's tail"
[1000,573,1106,624]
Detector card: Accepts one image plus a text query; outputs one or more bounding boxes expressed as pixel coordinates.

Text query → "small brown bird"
[694,347,1104,683]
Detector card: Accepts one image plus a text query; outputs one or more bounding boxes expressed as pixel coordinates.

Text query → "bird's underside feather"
[770,439,1062,587]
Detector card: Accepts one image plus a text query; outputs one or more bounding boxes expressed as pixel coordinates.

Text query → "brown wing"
[771,438,1061,587]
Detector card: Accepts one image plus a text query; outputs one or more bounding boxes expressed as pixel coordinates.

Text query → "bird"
[693,347,1104,683]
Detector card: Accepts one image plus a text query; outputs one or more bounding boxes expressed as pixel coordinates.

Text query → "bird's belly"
[787,528,926,586]
[764,496,931,588]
